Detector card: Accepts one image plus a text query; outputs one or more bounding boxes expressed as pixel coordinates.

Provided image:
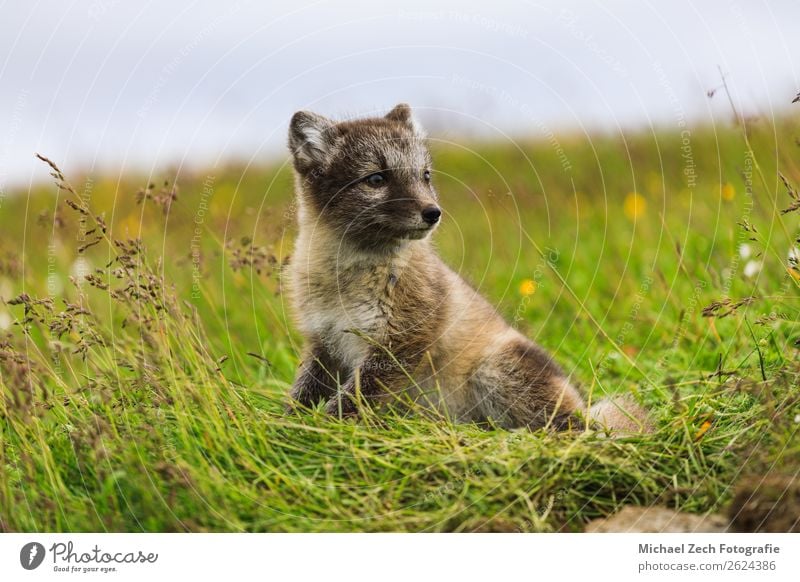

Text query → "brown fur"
[286,103,648,432]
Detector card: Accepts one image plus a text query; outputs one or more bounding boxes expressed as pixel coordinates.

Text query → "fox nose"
[421,205,442,225]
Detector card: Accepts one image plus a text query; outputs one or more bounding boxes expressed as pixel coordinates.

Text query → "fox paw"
[324,395,359,419]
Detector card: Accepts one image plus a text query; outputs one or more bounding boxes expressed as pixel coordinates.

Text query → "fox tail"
[588,395,652,435]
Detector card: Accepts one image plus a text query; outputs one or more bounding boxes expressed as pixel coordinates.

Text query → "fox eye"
[423,170,431,182]
[365,173,386,187]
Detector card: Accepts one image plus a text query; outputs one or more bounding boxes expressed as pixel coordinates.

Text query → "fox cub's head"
[288,104,441,251]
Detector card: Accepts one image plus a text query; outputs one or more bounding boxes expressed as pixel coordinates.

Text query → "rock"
[728,474,800,533]
[585,506,728,533]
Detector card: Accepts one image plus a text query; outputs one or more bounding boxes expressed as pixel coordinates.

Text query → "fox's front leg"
[324,351,412,418]
[288,341,343,410]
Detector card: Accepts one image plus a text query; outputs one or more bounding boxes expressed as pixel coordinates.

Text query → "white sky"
[1,0,798,188]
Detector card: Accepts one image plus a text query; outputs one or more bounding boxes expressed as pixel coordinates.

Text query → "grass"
[1,110,799,532]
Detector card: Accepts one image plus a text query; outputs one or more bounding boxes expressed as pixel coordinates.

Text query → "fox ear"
[385,103,412,123]
[385,103,424,135]
[288,111,335,173]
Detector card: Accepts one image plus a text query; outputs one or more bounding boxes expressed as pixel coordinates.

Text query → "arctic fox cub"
[287,103,647,432]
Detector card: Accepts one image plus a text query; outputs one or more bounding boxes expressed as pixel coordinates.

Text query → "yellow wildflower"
[721,183,735,201]
[519,279,537,296]
[623,192,646,221]
[694,419,713,441]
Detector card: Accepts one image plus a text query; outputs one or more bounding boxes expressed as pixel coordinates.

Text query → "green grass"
[1,114,799,532]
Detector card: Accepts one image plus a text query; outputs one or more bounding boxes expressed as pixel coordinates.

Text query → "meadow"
[0,111,798,532]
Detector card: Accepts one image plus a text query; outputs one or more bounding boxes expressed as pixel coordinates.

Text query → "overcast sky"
[1,0,797,188]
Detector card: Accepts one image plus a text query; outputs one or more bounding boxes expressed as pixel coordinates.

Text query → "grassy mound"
[1,117,798,531]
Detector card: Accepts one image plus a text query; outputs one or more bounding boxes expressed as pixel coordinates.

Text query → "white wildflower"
[70,257,92,283]
[738,243,752,259]
[743,260,762,278]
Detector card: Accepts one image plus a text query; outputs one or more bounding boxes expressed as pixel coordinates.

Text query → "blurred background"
[1,0,797,189]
